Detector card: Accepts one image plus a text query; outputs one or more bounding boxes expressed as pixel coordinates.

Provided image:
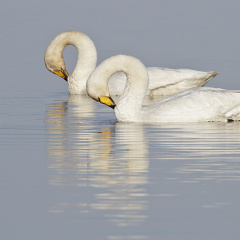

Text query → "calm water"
[2,1,240,239]
[1,91,240,240]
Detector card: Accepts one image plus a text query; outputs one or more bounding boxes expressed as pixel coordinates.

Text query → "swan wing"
[147,68,219,96]
[108,68,219,96]
[144,87,240,122]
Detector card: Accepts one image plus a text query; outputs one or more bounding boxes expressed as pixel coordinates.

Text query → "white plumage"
[44,31,218,95]
[87,55,240,123]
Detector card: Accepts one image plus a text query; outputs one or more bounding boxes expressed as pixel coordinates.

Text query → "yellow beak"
[53,69,69,81]
[99,96,116,109]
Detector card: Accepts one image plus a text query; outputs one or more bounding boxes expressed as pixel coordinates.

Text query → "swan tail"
[203,71,219,85]
[225,105,240,121]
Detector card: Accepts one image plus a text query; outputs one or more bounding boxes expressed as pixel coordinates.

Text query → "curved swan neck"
[68,32,97,79]
[87,55,149,114]
[45,31,97,94]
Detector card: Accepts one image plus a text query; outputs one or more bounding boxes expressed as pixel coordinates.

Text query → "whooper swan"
[45,31,219,95]
[87,55,240,123]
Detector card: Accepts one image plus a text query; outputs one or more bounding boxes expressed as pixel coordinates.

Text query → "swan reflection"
[147,122,240,182]
[45,96,149,227]
[45,95,240,230]
[45,95,96,161]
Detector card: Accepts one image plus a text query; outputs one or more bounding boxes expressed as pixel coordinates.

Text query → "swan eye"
[99,96,116,109]
[53,69,69,81]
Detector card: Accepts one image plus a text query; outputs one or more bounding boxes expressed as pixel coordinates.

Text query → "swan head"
[44,48,69,81]
[44,32,72,81]
[86,82,116,108]
[86,75,116,109]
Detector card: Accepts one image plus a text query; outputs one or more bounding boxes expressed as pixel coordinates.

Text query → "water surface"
[2,93,240,240]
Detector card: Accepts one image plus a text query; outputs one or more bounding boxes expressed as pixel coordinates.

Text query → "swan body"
[44,31,219,95]
[109,68,218,97]
[87,55,240,123]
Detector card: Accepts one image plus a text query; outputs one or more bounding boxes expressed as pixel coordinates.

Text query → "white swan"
[44,31,219,95]
[87,55,240,123]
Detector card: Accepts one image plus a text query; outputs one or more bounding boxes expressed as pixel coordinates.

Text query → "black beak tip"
[63,73,68,82]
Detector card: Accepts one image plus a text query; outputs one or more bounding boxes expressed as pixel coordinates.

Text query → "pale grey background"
[1,0,240,95]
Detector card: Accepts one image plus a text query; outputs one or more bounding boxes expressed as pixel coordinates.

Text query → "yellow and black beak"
[99,96,116,109]
[53,69,69,81]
